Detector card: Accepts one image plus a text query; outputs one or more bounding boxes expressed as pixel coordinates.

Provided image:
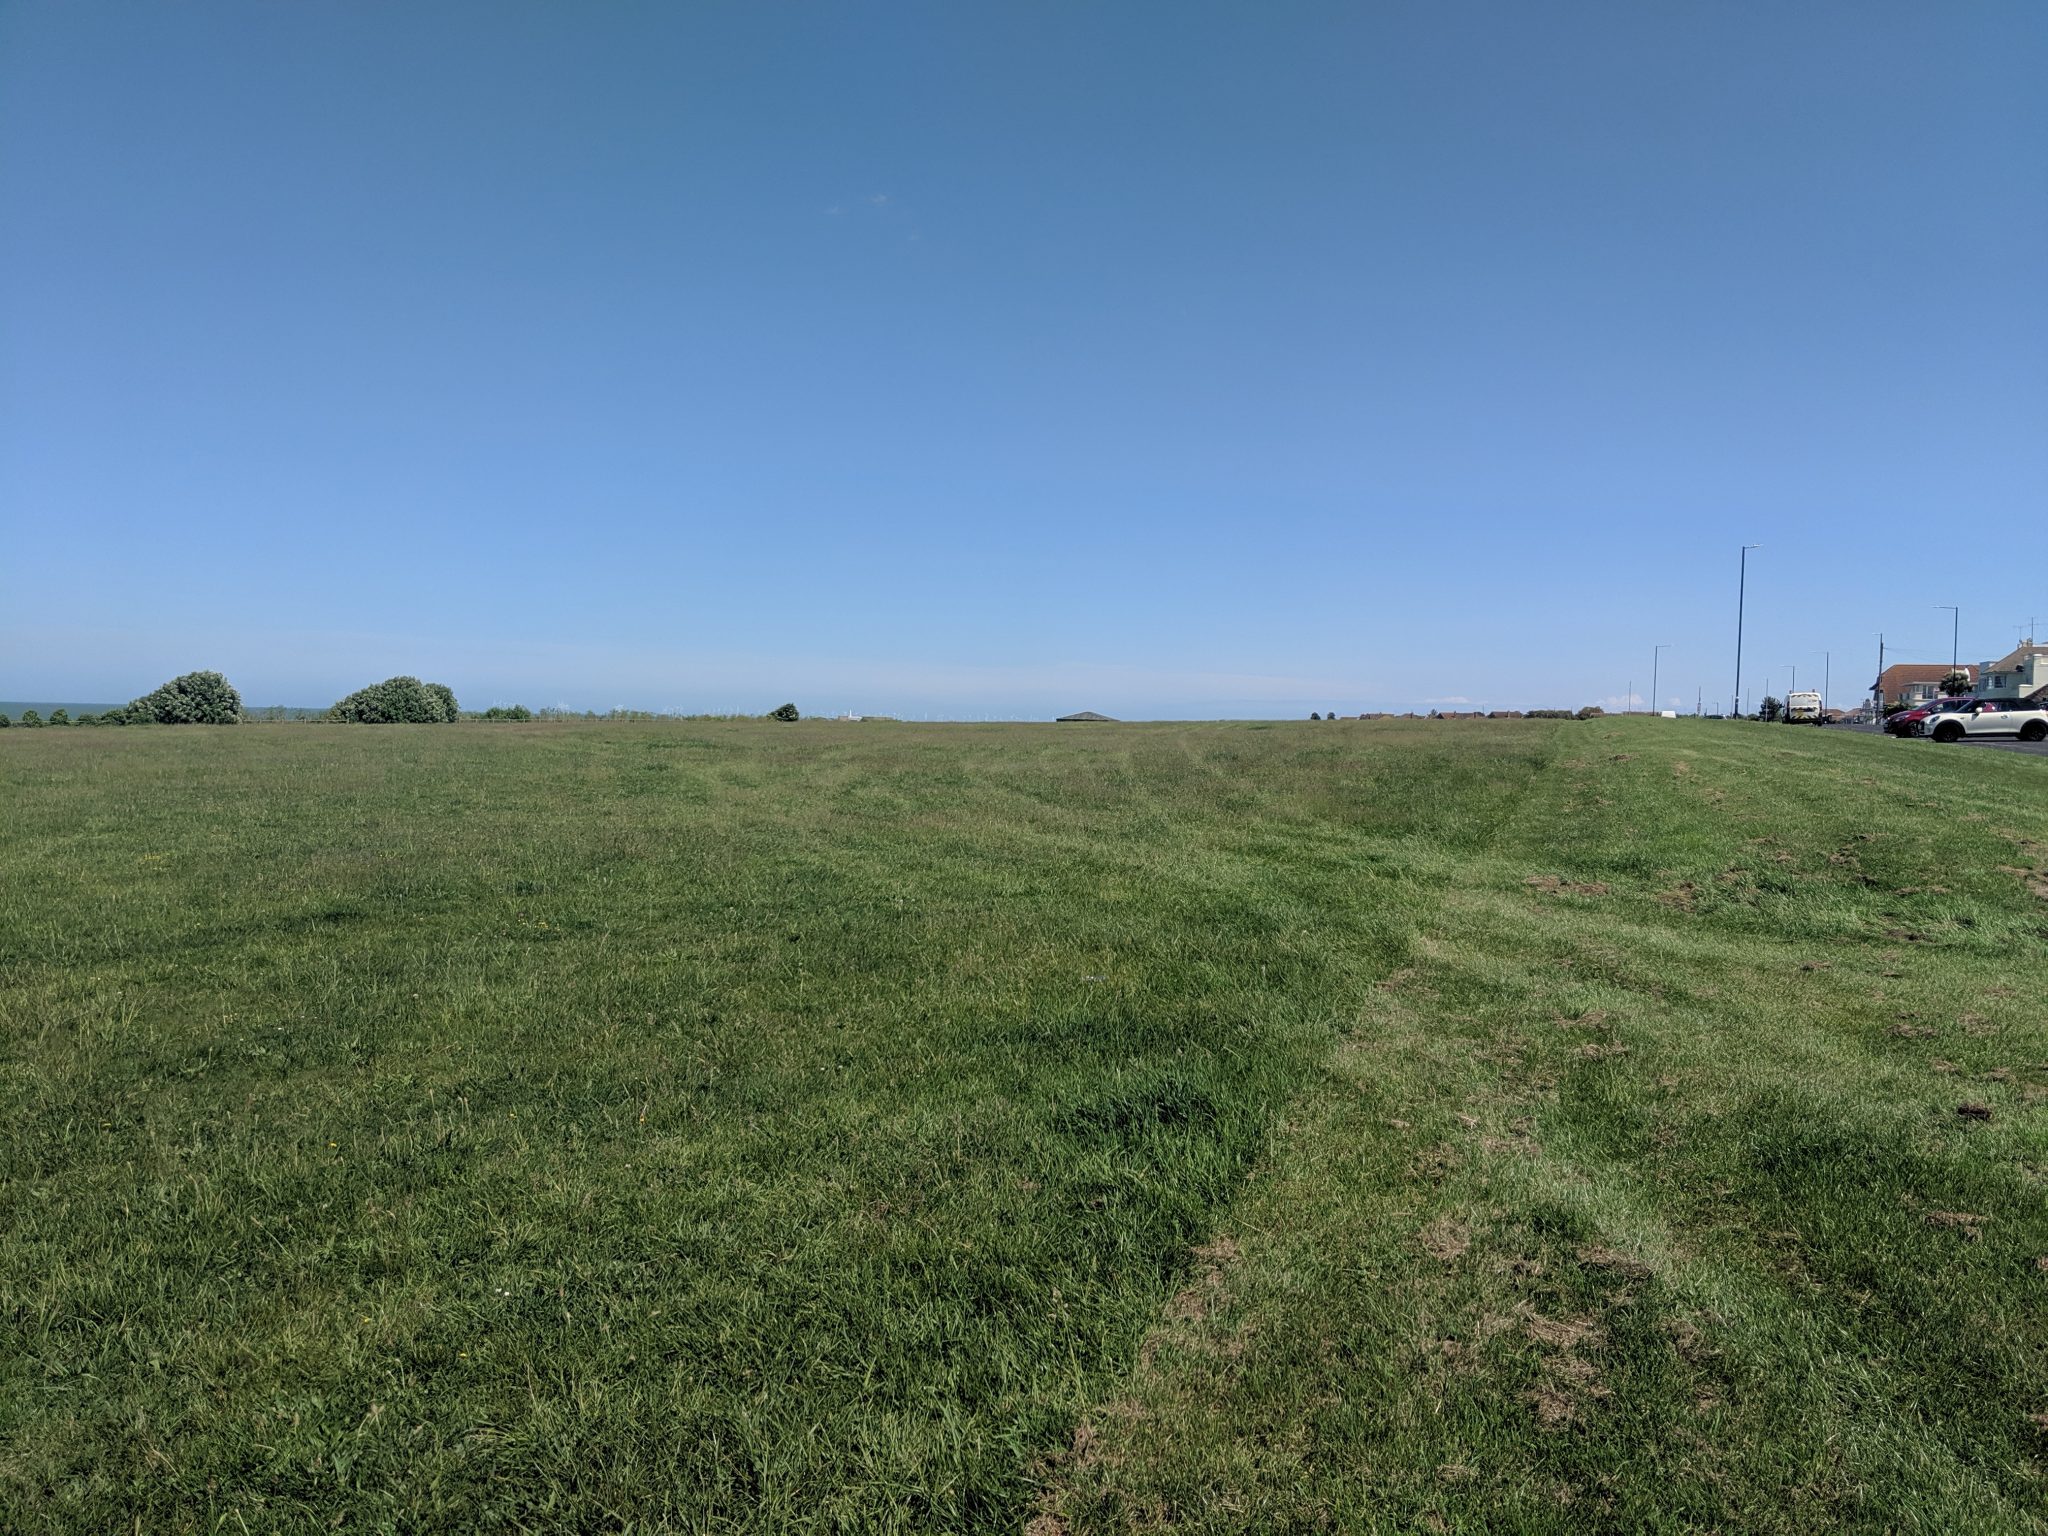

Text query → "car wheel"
[1933,722,1963,743]
[2021,721,2047,743]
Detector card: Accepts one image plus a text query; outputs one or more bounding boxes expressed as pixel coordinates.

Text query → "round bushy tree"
[20,709,43,727]
[111,671,244,724]
[0,713,11,727]
[770,702,800,722]
[49,708,70,726]
[329,676,460,723]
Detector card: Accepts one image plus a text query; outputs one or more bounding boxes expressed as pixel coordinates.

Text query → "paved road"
[1828,721,2048,757]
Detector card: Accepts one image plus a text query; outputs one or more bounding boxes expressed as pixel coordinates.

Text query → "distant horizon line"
[0,697,1842,723]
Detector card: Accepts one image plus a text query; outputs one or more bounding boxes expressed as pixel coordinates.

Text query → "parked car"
[1917,698,2048,743]
[1885,697,1963,736]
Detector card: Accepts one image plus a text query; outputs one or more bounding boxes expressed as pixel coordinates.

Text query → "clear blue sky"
[4,2,2043,717]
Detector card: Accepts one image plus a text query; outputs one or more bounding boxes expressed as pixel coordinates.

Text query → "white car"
[1919,698,2048,743]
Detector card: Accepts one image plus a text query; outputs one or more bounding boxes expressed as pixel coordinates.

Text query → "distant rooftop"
[1055,710,1117,722]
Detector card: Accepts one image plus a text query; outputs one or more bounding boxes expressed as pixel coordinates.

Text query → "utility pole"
[1734,544,1760,718]
[1651,644,1670,717]
[1823,651,1830,714]
[1937,605,1960,668]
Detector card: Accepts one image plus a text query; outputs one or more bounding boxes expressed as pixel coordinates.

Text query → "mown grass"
[1045,724,2048,1534]
[3,719,2045,1533]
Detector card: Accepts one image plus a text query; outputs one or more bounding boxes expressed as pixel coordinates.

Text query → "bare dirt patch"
[1164,1234,1242,1322]
[1525,875,1610,897]
[1521,1308,1609,1428]
[1524,1312,1602,1351]
[1577,1245,1655,1280]
[1420,1216,1472,1263]
[1925,1210,1988,1240]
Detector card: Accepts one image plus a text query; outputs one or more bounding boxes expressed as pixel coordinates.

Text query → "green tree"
[770,703,800,722]
[0,713,11,728]
[1760,695,1785,722]
[111,671,243,724]
[20,709,43,727]
[1940,669,1972,696]
[48,708,70,726]
[1576,705,1606,720]
[329,677,459,724]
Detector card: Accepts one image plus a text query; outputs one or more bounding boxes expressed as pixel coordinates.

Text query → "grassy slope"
[1,720,1542,1533]
[1049,722,2048,1534]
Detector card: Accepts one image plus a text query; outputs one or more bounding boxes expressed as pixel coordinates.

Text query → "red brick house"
[1873,662,1977,709]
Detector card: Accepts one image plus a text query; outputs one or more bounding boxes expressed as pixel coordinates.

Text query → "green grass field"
[5,719,2047,1533]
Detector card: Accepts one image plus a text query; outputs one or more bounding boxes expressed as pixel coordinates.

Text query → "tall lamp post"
[1937,605,1960,669]
[1734,544,1761,717]
[1651,644,1670,717]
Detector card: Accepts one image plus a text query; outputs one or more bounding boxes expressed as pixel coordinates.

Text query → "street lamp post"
[1937,605,1960,668]
[1734,545,1761,717]
[1652,644,1670,717]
